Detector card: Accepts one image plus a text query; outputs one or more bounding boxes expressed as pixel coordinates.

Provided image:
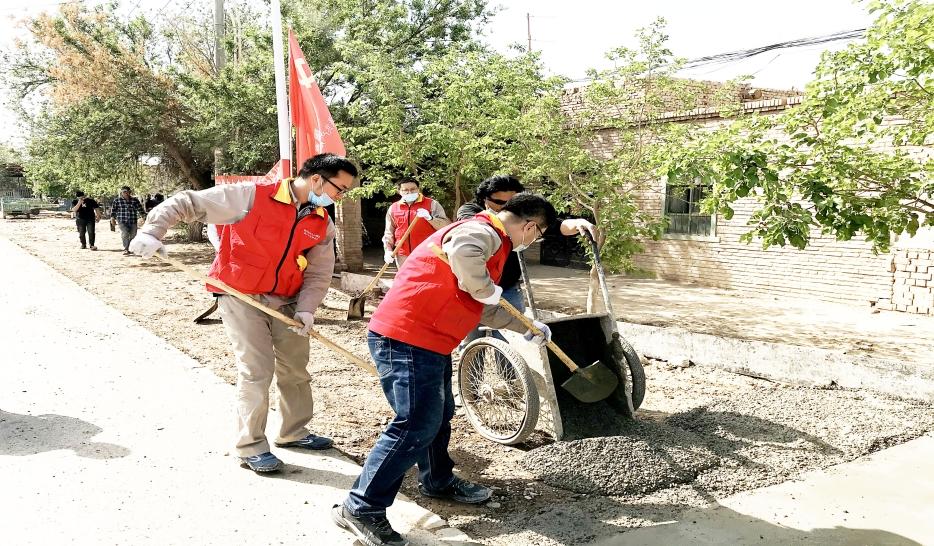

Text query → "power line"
[563,28,866,84]
[679,28,865,70]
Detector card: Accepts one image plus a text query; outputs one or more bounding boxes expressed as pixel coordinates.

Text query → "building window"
[663,183,716,238]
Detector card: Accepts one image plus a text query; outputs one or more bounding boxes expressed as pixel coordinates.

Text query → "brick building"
[549,81,934,315]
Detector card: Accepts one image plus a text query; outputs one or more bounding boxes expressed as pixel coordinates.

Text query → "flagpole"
[270,0,291,177]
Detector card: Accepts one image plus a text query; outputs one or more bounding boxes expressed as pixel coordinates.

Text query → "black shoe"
[80,246,87,249]
[418,477,492,504]
[331,504,408,546]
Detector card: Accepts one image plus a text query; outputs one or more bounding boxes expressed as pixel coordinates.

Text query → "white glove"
[384,250,395,264]
[129,232,166,258]
[415,208,432,221]
[290,312,315,337]
[474,284,503,305]
[523,320,552,346]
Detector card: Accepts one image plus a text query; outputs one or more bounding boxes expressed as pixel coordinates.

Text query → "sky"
[0,0,876,147]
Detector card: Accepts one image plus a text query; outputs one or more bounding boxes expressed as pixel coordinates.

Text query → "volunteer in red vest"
[128,153,358,473]
[332,194,557,546]
[381,178,450,267]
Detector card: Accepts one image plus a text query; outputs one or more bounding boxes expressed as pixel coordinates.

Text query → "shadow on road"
[0,409,130,459]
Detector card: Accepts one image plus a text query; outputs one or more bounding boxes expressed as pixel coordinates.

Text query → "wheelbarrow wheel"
[458,337,540,445]
[614,336,646,411]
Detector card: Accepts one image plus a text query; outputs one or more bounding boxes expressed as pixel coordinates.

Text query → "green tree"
[346,45,565,210]
[662,0,934,253]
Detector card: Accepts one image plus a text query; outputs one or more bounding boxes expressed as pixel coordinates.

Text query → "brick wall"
[335,197,364,272]
[565,89,934,312]
[886,250,934,314]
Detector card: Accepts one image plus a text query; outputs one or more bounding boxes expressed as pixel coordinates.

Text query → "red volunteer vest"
[369,213,512,354]
[390,195,438,256]
[207,179,329,297]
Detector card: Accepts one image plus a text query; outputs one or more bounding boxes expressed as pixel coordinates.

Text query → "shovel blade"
[192,300,219,323]
[347,296,367,320]
[560,361,619,403]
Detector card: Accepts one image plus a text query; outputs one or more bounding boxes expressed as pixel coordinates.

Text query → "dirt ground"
[3,215,933,545]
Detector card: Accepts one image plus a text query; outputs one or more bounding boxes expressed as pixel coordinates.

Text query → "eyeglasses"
[486,197,508,206]
[531,223,544,243]
[320,175,351,197]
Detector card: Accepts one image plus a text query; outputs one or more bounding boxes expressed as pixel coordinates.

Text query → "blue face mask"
[308,179,334,207]
[402,193,419,203]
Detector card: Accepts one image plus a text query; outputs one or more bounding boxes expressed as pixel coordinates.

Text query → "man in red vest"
[128,153,358,473]
[381,178,450,267]
[332,193,557,546]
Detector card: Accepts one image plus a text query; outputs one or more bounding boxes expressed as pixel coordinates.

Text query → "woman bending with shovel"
[127,153,358,473]
[332,193,557,546]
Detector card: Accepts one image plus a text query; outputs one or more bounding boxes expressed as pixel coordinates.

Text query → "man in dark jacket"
[71,191,101,250]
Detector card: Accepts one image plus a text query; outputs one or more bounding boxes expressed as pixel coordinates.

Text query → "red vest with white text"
[390,195,438,256]
[207,179,329,297]
[369,213,511,354]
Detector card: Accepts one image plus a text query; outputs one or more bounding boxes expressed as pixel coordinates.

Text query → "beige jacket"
[140,182,335,314]
[440,220,526,333]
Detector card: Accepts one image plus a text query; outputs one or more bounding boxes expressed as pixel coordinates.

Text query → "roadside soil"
[3,215,932,545]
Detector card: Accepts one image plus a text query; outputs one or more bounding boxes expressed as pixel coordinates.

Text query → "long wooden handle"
[362,216,422,294]
[158,254,377,377]
[426,243,580,373]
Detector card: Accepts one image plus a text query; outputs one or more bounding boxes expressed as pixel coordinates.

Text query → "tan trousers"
[217,295,314,457]
[394,253,408,268]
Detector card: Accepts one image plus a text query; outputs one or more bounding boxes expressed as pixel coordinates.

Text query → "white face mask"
[402,193,419,203]
[512,224,531,253]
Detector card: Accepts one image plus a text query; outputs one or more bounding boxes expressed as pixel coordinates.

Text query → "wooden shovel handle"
[362,216,422,294]
[158,254,378,377]
[426,243,580,373]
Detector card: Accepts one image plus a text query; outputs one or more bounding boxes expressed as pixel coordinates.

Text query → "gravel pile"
[523,386,934,497]
[522,421,719,495]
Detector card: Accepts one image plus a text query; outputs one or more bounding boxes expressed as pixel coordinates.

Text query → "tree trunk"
[188,221,204,243]
[163,138,210,190]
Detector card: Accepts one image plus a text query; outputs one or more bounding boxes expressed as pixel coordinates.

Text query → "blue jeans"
[460,283,526,347]
[343,332,457,516]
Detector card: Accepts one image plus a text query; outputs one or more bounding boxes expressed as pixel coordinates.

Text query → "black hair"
[154,193,164,201]
[297,153,359,180]
[396,178,419,188]
[75,191,85,198]
[120,186,131,192]
[501,193,558,231]
[474,175,524,206]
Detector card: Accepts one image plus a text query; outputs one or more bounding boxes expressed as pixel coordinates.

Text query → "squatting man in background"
[332,193,558,546]
[71,191,101,250]
[381,178,450,267]
[128,153,358,473]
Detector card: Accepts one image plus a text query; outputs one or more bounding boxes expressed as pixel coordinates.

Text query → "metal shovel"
[347,216,422,320]
[155,253,377,377]
[427,242,619,403]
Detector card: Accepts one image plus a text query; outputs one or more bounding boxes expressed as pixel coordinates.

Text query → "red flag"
[288,29,345,167]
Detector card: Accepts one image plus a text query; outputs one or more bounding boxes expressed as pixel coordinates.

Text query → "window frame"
[660,179,720,242]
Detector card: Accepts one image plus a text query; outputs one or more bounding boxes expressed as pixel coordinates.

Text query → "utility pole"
[214,0,226,72]
[527,13,532,52]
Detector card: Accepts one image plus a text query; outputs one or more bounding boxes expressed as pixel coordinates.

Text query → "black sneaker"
[80,246,87,249]
[331,504,408,546]
[418,477,492,504]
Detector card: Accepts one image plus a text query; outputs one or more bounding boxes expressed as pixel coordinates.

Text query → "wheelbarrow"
[456,234,645,444]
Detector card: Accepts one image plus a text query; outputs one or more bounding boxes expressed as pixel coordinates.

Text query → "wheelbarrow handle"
[584,232,615,317]
[426,243,580,373]
[361,216,421,295]
[157,254,378,377]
